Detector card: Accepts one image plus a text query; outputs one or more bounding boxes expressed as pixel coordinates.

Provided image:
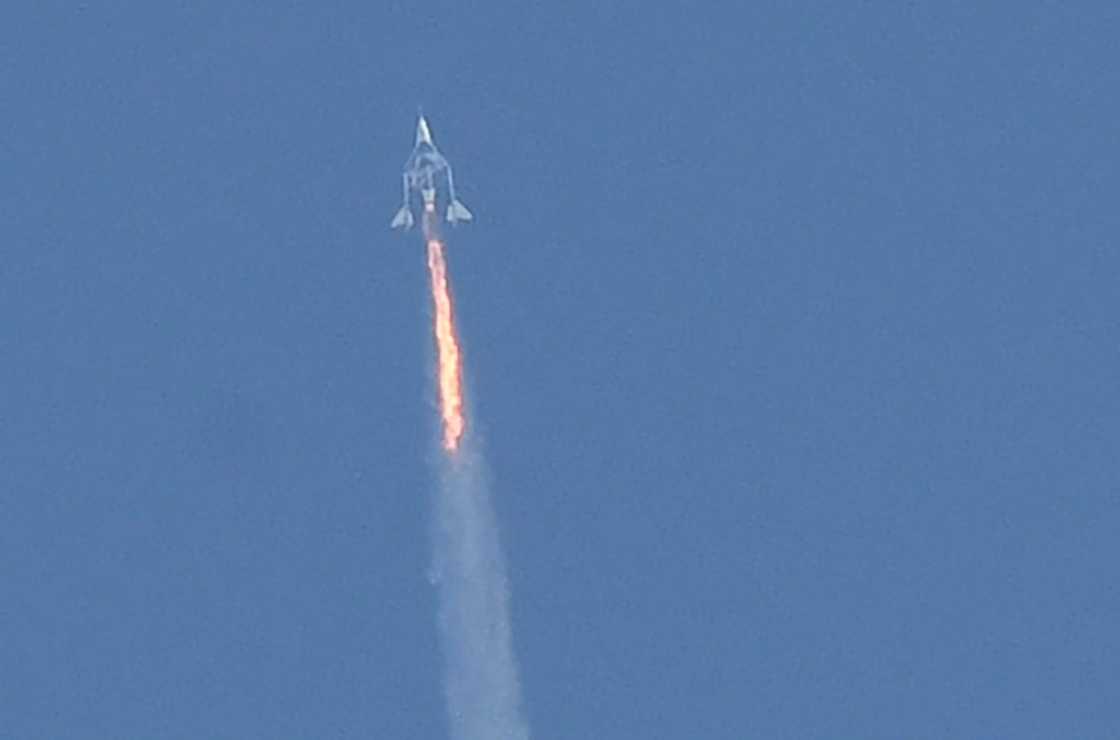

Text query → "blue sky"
[4,3,1117,738]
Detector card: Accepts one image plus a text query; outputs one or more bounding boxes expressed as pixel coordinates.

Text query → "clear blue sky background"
[4,3,1117,738]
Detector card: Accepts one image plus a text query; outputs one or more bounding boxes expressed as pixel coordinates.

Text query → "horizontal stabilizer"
[390,206,414,230]
[446,200,473,224]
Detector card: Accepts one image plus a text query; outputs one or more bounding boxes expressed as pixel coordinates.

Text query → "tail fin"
[446,200,473,224]
[390,206,414,230]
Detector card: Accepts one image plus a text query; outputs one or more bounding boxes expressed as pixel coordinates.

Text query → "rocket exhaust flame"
[427,236,465,452]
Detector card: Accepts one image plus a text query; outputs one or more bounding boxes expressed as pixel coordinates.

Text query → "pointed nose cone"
[415,116,433,146]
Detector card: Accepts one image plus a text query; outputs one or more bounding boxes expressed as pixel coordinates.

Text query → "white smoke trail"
[430,440,530,740]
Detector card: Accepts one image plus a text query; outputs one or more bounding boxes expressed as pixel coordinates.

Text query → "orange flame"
[426,238,466,452]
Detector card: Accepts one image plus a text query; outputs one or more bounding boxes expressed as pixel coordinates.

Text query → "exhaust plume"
[423,234,530,740]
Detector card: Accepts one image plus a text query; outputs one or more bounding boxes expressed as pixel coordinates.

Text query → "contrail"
[425,233,530,740]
